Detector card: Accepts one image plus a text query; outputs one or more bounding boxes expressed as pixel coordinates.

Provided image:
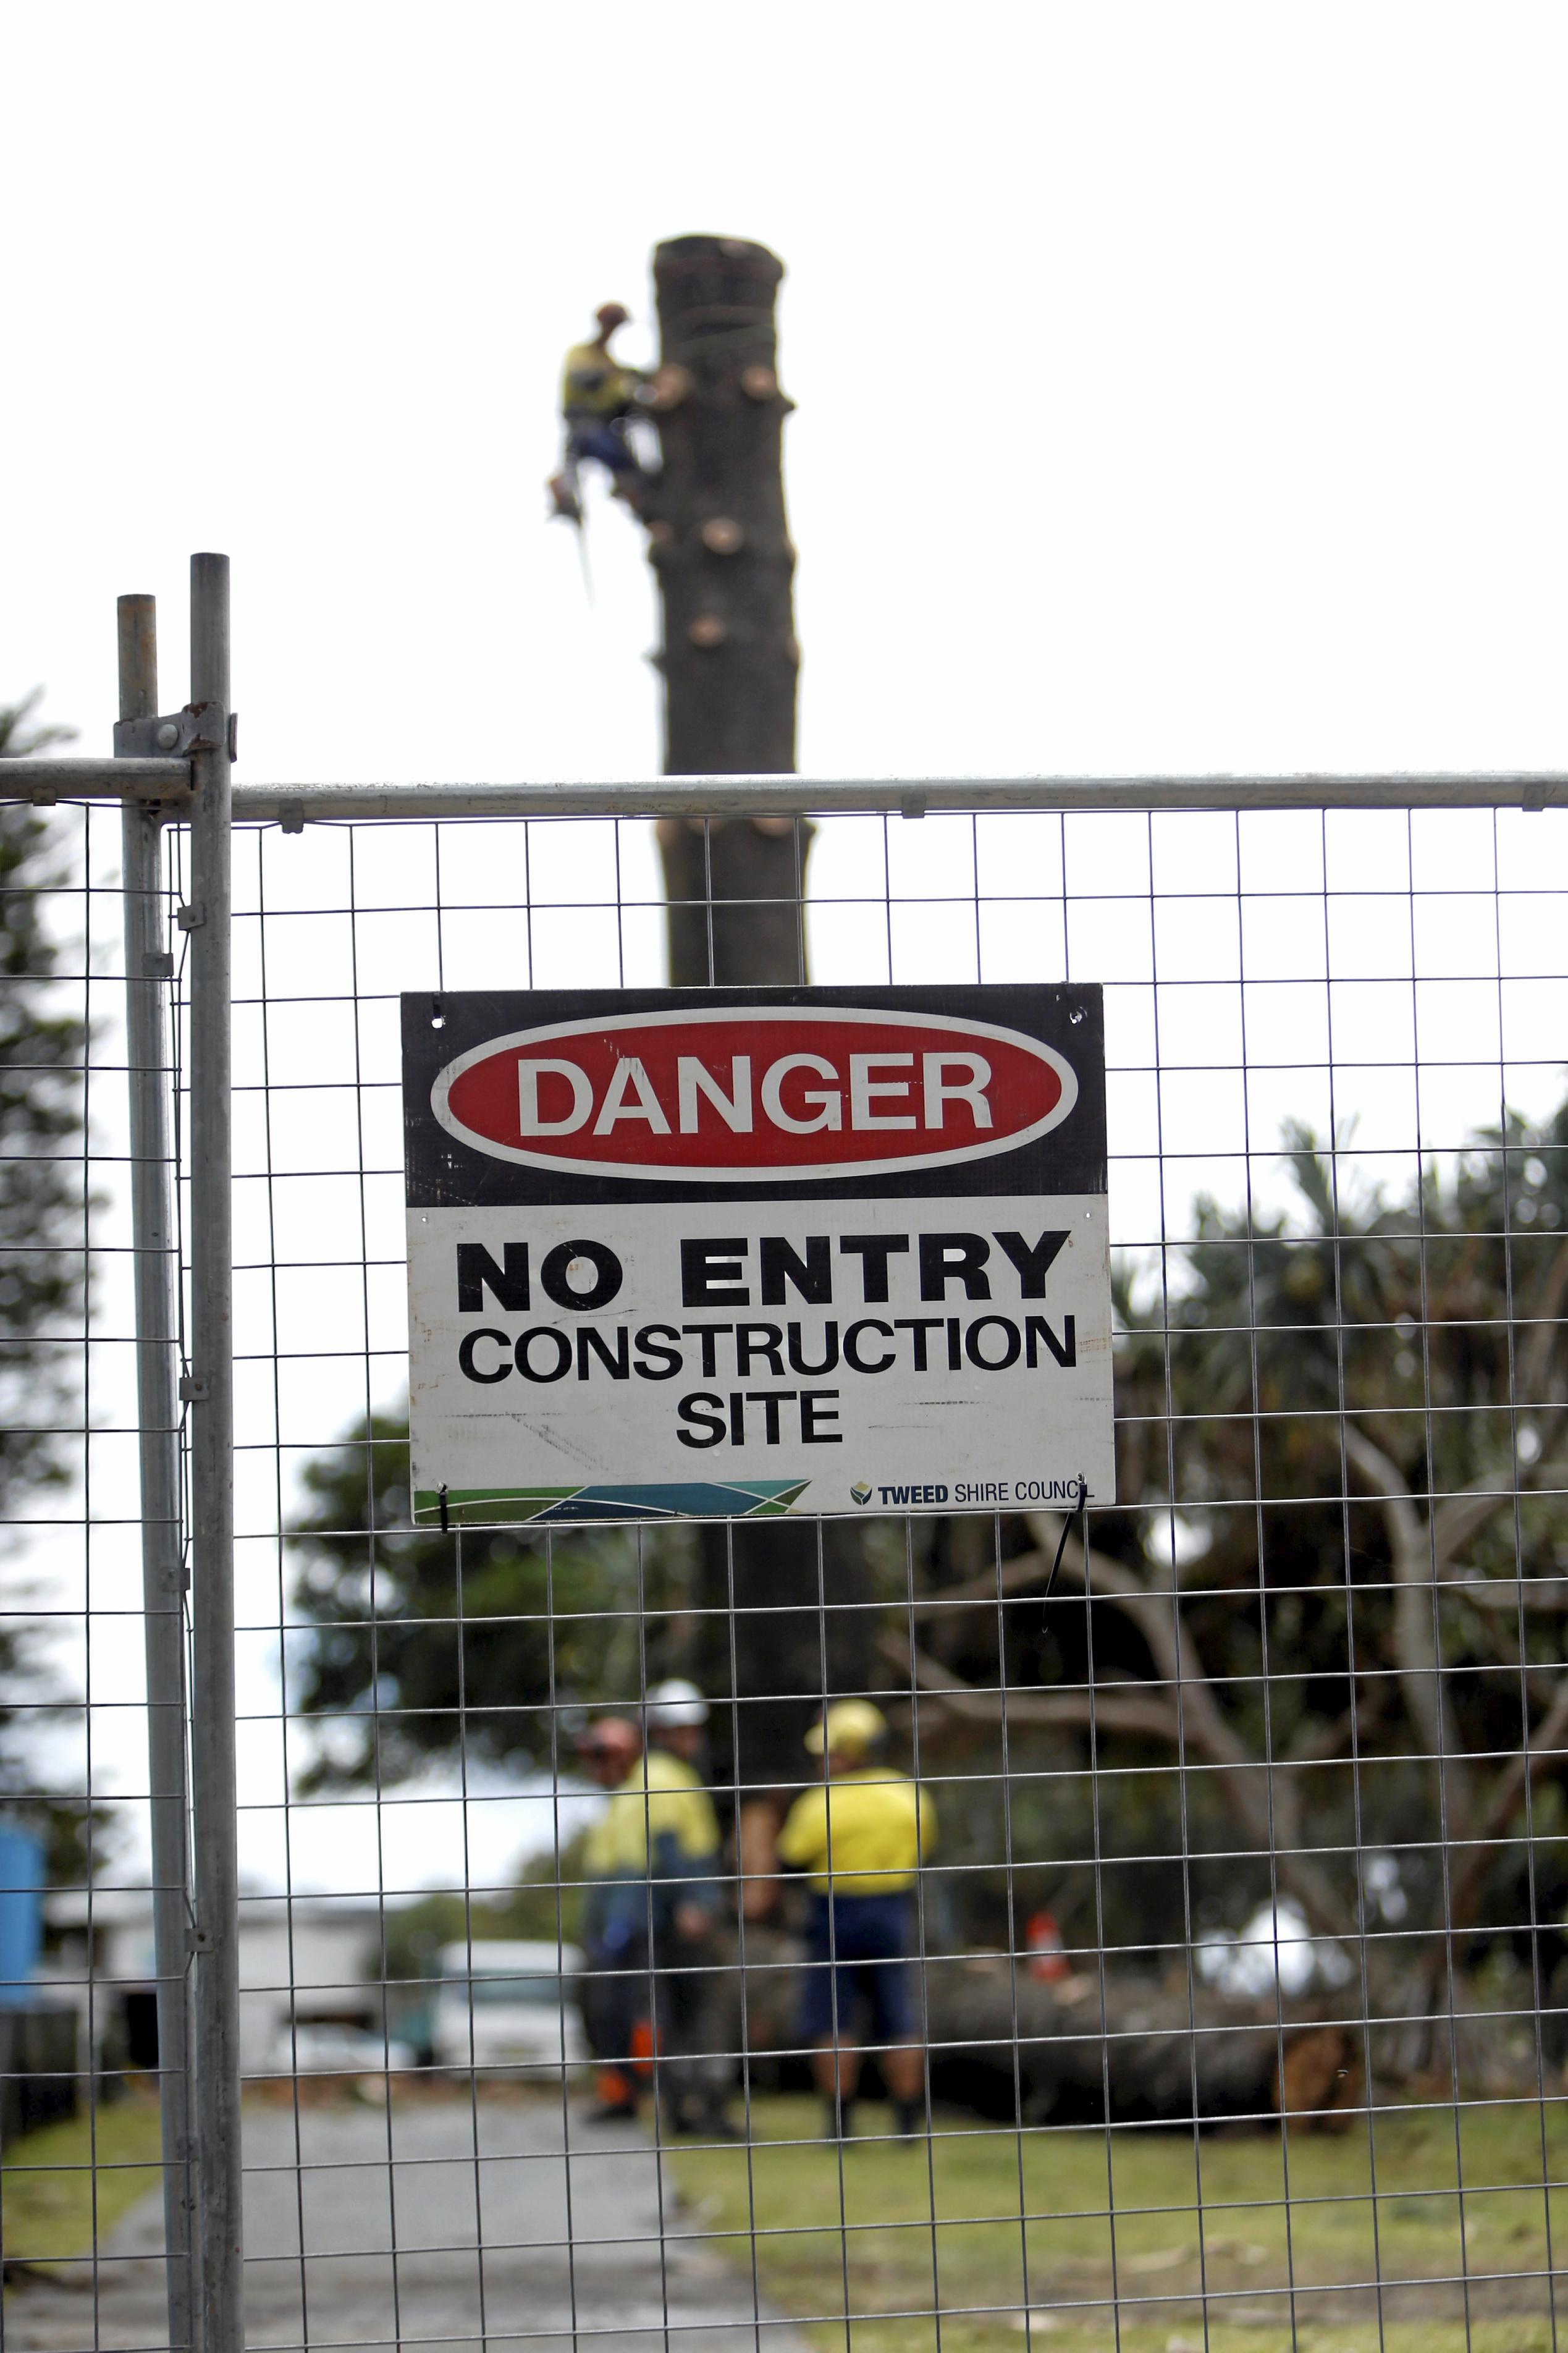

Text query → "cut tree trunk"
[648,234,796,781]
[646,234,874,1831]
[650,234,806,989]
[931,1965,1365,2129]
[719,1933,1365,2129]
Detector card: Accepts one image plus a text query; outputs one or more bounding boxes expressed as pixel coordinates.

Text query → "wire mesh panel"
[10,790,1568,2353]
[0,787,193,2342]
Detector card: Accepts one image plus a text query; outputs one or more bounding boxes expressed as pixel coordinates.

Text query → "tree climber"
[548,303,650,523]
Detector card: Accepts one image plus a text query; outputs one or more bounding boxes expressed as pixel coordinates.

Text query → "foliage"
[0,694,100,1880]
[1116,1114,1567,1830]
[0,694,87,1516]
[913,1108,1568,1966]
[288,1416,694,1787]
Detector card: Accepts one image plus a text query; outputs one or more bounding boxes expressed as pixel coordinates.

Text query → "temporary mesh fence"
[3,790,1567,2353]
[0,787,191,2331]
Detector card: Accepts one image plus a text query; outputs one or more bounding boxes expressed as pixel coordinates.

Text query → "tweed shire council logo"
[851,1481,874,1506]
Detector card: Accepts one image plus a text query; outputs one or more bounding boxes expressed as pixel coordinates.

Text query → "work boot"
[824,2094,854,2139]
[893,2097,925,2140]
[588,2066,640,2124]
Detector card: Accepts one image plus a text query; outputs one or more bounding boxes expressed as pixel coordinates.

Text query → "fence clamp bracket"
[114,701,229,761]
[176,903,206,932]
[179,1374,209,1404]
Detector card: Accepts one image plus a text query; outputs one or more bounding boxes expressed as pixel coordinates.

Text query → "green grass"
[1,2095,166,2275]
[669,2094,1568,2353]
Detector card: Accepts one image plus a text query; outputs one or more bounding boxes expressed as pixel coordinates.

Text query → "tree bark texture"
[646,235,872,1814]
[650,234,807,987]
[649,234,797,782]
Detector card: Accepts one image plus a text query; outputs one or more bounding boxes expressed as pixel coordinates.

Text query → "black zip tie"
[1040,1474,1088,1600]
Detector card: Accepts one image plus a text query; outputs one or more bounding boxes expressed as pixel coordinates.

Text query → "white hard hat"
[647,1678,709,1730]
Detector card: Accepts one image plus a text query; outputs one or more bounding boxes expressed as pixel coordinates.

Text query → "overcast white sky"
[7,1,1568,1904]
[9,1,1568,783]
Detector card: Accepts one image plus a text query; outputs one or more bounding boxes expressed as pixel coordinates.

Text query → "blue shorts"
[799,1893,915,2045]
[567,420,639,476]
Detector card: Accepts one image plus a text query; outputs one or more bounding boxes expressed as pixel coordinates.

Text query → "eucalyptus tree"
[898,1113,1568,2004]
[0,693,98,1874]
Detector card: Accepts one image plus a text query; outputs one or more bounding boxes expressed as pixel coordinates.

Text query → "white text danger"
[516,1052,994,1138]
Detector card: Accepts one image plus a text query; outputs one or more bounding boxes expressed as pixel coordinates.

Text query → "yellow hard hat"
[806,1700,887,1757]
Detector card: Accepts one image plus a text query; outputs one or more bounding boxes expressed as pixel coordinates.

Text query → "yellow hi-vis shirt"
[776,1767,937,1896]
[561,341,638,418]
[582,1750,720,1878]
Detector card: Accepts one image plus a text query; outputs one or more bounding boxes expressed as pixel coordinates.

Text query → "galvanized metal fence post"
[187,552,242,2350]
[117,593,196,2352]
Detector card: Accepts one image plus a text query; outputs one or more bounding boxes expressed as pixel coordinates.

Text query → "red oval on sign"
[432,1007,1076,1182]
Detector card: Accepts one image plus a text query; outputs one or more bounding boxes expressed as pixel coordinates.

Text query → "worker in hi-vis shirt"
[776,1700,937,2140]
[547,302,649,523]
[576,1712,734,2134]
[644,1679,739,2138]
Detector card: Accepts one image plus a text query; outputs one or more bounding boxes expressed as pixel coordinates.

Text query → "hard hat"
[647,1678,708,1730]
[577,1716,640,1760]
[595,302,630,332]
[805,1700,887,1758]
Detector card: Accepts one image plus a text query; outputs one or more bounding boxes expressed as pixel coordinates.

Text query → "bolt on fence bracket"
[114,700,228,760]
[179,1374,209,1404]
[176,902,206,931]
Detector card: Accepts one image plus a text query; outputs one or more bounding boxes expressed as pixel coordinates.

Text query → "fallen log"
[923,1958,1364,2129]
[718,1933,1363,2131]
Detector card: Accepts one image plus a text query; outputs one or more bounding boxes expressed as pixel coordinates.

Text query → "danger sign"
[402,985,1113,1523]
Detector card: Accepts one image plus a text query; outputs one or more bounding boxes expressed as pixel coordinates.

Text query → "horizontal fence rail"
[6,763,1568,819]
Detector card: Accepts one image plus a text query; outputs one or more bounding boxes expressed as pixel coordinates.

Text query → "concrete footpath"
[6,2098,804,2353]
